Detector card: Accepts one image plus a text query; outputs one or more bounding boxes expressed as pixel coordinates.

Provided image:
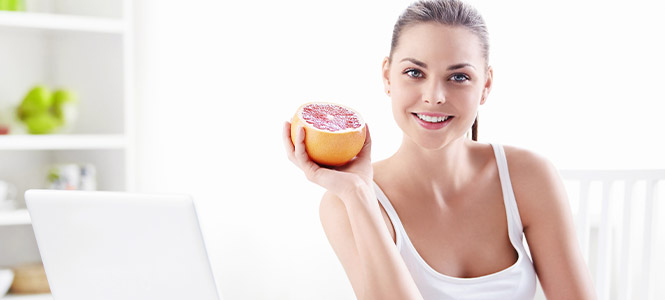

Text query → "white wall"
[471,0,665,170]
[134,1,665,299]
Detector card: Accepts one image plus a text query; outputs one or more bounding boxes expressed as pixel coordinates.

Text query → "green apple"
[5,0,26,11]
[17,85,52,121]
[52,89,78,126]
[24,112,60,134]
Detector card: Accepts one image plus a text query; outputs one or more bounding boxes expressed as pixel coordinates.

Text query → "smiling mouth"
[412,113,454,123]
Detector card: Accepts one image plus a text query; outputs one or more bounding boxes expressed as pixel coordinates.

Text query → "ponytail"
[471,115,478,141]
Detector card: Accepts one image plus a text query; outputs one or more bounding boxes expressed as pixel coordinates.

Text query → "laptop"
[25,189,221,300]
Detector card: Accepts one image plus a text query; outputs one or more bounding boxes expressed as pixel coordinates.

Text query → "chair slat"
[617,180,634,300]
[577,180,591,262]
[561,170,663,300]
[595,181,613,300]
[638,180,656,300]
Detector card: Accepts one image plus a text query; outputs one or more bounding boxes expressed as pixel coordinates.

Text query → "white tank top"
[373,143,537,300]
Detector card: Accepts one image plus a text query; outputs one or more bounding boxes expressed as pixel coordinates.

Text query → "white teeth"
[416,114,450,123]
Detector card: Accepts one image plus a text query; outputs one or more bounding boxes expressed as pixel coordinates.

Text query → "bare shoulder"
[502,145,597,298]
[502,145,557,175]
[501,145,568,230]
[372,159,390,175]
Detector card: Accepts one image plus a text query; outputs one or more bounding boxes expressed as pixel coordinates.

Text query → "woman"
[283,0,596,299]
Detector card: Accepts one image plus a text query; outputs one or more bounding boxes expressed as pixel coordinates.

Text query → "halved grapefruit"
[291,102,366,167]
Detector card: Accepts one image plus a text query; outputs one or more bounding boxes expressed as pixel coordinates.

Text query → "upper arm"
[505,146,597,300]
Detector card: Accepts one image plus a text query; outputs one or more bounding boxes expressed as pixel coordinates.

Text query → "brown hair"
[390,0,488,141]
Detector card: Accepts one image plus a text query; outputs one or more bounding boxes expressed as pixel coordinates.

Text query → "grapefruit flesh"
[291,102,366,167]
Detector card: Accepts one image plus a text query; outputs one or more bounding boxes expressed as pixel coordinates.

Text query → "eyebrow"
[400,58,476,71]
[447,63,476,71]
[400,58,428,68]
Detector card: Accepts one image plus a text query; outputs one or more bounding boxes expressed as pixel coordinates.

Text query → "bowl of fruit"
[16,85,78,134]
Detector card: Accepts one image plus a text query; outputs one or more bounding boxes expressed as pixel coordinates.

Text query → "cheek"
[390,79,418,102]
[450,86,483,107]
[391,100,405,120]
[391,96,413,130]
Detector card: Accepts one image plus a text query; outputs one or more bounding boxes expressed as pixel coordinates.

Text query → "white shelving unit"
[0,1,134,298]
[3,293,52,300]
[0,134,126,150]
[0,10,124,33]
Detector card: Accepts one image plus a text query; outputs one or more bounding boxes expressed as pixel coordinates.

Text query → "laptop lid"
[25,189,221,300]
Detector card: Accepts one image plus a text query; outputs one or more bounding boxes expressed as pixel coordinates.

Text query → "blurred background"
[0,0,663,299]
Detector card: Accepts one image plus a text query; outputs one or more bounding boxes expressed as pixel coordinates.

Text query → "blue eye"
[450,73,470,82]
[404,68,424,78]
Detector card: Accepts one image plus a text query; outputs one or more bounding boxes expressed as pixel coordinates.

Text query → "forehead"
[392,22,484,67]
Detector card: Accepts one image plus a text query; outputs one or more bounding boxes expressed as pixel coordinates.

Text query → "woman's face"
[382,22,492,150]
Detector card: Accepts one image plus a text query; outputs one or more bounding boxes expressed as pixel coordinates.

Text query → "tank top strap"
[372,180,405,247]
[489,143,526,238]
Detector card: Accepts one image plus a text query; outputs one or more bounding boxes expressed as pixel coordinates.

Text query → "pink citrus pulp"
[291,102,366,166]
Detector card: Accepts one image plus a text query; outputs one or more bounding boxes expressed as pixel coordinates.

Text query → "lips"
[412,112,454,130]
[414,113,452,123]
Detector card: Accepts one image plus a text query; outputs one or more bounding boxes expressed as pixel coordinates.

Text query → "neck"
[388,135,479,198]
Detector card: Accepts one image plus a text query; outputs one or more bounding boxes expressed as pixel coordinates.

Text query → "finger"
[283,121,296,162]
[292,126,308,162]
[291,127,330,180]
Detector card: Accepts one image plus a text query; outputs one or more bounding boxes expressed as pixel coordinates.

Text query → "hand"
[283,121,373,198]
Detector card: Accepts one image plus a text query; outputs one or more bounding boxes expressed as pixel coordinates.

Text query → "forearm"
[341,184,423,300]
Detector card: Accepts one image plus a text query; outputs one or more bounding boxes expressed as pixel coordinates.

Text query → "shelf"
[0,209,31,226]
[0,11,124,34]
[3,293,52,300]
[0,134,126,150]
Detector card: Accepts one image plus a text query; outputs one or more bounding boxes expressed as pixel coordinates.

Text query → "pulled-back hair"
[390,0,489,66]
[390,0,489,140]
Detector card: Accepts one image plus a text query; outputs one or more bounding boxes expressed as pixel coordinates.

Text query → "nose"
[423,79,445,105]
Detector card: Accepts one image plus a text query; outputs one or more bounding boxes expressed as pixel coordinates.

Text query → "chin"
[411,135,461,151]
[396,117,467,150]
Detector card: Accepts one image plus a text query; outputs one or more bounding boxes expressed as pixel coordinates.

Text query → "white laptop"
[25,189,221,300]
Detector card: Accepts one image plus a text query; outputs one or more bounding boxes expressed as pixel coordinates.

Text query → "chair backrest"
[559,170,665,300]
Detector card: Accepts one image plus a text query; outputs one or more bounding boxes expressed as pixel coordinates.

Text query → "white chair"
[559,170,665,300]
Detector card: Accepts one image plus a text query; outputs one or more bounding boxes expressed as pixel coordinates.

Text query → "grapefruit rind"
[291,102,367,167]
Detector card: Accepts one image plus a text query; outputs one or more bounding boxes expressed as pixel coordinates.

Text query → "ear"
[480,66,493,105]
[381,57,391,96]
